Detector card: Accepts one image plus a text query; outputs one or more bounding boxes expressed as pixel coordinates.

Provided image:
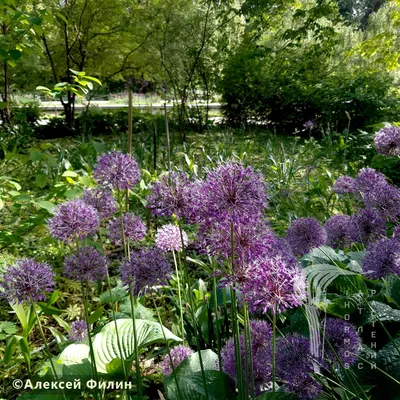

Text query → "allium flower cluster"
[200,162,267,223]
[355,168,388,195]
[276,334,322,400]
[93,151,140,190]
[202,219,277,265]
[221,320,272,396]
[108,213,147,246]
[155,224,188,252]
[374,126,400,156]
[363,184,400,221]
[242,257,306,314]
[322,318,361,367]
[351,208,386,245]
[0,259,55,304]
[119,248,172,296]
[69,320,88,342]
[48,200,99,243]
[286,218,327,256]
[333,176,356,195]
[147,172,191,219]
[82,188,118,220]
[325,215,354,248]
[160,345,194,376]
[362,238,400,279]
[394,225,400,241]
[64,247,108,283]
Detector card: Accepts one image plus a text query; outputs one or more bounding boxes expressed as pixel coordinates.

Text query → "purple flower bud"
[333,176,356,195]
[325,215,354,248]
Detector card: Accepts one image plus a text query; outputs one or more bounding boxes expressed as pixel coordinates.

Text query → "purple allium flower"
[155,224,188,252]
[333,176,356,195]
[48,200,99,243]
[362,238,400,279]
[93,151,140,190]
[363,184,400,221]
[69,320,88,342]
[202,219,277,265]
[64,247,108,283]
[221,320,272,396]
[286,218,327,257]
[276,334,322,400]
[242,257,306,314]
[356,168,388,195]
[82,188,118,220]
[200,162,267,223]
[108,213,147,246]
[351,208,386,245]
[147,172,192,219]
[325,215,354,248]
[119,248,172,296]
[374,126,400,156]
[0,259,55,304]
[323,318,361,367]
[303,120,315,130]
[160,345,194,375]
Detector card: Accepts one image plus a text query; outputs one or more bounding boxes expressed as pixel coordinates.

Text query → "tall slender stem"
[178,222,210,400]
[32,304,68,400]
[82,283,101,400]
[129,289,142,400]
[272,308,276,394]
[172,251,185,337]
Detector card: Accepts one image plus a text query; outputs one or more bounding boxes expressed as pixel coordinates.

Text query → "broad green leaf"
[377,338,400,381]
[62,170,78,177]
[35,173,47,189]
[92,319,182,373]
[36,200,55,214]
[357,301,400,326]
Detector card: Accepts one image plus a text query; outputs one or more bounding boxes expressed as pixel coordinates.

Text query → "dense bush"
[221,42,399,132]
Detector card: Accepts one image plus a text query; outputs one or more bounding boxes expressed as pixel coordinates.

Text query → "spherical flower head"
[69,320,88,342]
[64,247,108,283]
[203,218,277,265]
[108,213,147,246]
[351,208,386,245]
[160,345,194,375]
[333,176,356,195]
[242,256,306,314]
[286,218,327,257]
[201,162,267,223]
[93,151,140,190]
[156,224,188,252]
[82,188,118,220]
[147,172,191,219]
[48,199,99,243]
[221,320,272,396]
[0,259,55,304]
[120,248,172,296]
[276,334,322,400]
[325,215,354,248]
[356,168,388,195]
[374,126,400,156]
[323,318,361,367]
[304,120,315,129]
[362,238,400,279]
[363,184,400,221]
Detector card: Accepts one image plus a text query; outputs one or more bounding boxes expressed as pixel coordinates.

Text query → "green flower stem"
[178,222,210,400]
[244,303,255,399]
[117,188,129,259]
[212,260,222,374]
[129,289,142,400]
[151,295,183,399]
[81,282,101,400]
[32,304,68,400]
[172,250,185,338]
[272,308,276,394]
